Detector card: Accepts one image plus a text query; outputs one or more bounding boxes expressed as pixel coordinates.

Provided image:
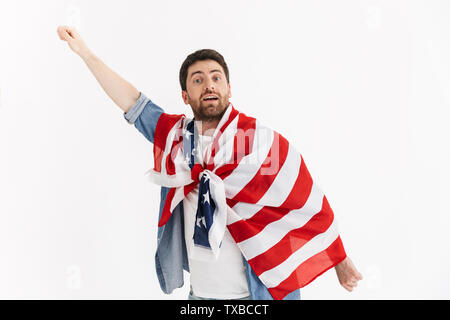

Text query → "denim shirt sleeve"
[123,91,164,144]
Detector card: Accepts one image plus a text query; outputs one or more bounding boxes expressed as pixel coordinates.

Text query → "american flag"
[146,102,347,300]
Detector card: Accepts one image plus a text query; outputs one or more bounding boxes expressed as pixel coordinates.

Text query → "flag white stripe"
[170,184,187,213]
[237,183,324,260]
[230,143,300,220]
[226,205,244,225]
[255,143,301,208]
[160,118,184,175]
[231,202,264,221]
[203,104,235,165]
[260,218,339,289]
[211,116,240,168]
[223,120,274,199]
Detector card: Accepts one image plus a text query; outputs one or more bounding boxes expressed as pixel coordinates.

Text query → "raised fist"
[57,25,90,57]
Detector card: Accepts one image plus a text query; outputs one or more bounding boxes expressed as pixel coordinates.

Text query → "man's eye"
[194,79,201,83]
[214,76,220,81]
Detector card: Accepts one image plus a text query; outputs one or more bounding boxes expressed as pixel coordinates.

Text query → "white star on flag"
[196,216,206,228]
[202,190,210,204]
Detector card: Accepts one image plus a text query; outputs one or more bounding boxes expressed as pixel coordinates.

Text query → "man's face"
[182,59,231,122]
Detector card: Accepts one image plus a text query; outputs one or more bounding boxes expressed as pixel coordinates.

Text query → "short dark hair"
[179,49,230,91]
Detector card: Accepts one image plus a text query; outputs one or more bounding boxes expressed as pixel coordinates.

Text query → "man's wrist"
[334,256,348,270]
[79,49,95,62]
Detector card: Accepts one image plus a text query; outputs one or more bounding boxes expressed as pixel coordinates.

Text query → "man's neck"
[195,119,219,136]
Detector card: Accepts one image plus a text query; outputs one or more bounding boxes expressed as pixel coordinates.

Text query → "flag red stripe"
[226,197,238,208]
[248,196,334,276]
[228,206,290,243]
[153,113,184,173]
[227,155,313,243]
[158,187,176,227]
[230,131,288,204]
[165,134,183,175]
[278,154,313,209]
[213,113,256,180]
[267,236,347,300]
[184,183,197,197]
[206,106,243,170]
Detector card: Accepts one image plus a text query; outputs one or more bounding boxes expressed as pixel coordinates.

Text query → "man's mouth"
[203,94,219,102]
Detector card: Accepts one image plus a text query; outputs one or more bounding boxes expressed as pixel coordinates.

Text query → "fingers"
[335,257,364,293]
[342,280,357,292]
[340,274,361,292]
[56,25,78,41]
[69,27,80,39]
[356,271,363,281]
[343,284,354,292]
[57,26,70,41]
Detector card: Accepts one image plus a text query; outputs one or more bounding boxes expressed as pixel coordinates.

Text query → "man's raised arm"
[56,25,139,113]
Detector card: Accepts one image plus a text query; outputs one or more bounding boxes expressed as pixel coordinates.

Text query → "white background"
[0,0,449,299]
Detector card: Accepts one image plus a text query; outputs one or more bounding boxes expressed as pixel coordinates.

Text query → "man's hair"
[179,49,230,91]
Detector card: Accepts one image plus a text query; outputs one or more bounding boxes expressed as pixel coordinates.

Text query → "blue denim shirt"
[123,92,300,300]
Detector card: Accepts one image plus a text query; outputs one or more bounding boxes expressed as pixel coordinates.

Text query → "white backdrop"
[0,0,449,299]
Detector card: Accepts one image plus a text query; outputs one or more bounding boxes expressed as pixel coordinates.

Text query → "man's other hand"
[335,257,363,292]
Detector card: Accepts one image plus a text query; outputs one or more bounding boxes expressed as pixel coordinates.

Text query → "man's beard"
[190,95,229,122]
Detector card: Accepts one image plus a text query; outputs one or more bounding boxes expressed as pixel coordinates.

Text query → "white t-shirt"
[183,133,250,299]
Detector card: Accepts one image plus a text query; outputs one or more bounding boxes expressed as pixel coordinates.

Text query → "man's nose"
[204,79,215,91]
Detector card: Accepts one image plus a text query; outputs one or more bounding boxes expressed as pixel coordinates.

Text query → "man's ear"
[181,90,189,105]
[228,83,232,98]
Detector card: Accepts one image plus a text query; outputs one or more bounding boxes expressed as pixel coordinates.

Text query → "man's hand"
[335,257,363,292]
[57,25,91,58]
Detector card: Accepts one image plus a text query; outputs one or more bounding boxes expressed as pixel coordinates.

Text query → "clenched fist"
[57,25,91,58]
[335,257,363,292]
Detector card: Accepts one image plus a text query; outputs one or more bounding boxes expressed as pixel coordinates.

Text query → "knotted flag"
[146,102,347,300]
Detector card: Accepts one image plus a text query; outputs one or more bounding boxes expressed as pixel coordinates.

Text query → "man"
[57,25,363,300]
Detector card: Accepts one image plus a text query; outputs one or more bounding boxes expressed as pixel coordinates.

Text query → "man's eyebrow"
[190,69,223,78]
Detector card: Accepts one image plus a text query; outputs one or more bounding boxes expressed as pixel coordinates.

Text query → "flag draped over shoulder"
[146,102,347,300]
